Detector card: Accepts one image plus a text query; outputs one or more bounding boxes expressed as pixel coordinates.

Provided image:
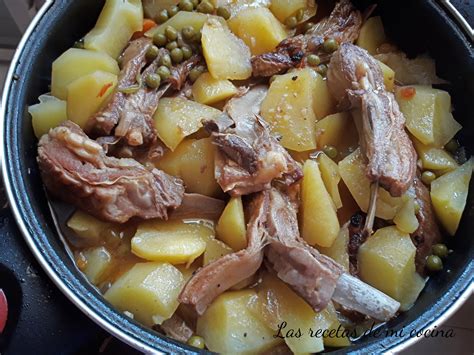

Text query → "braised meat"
[209,86,303,196]
[37,121,184,223]
[178,192,268,315]
[251,0,362,77]
[327,43,417,197]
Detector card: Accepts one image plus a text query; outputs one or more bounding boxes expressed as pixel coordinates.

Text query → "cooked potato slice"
[378,60,395,92]
[412,137,458,173]
[203,238,233,265]
[156,138,222,197]
[396,86,462,147]
[358,226,425,310]
[301,160,340,247]
[314,112,358,157]
[269,0,315,23]
[192,72,237,105]
[228,7,287,56]
[318,153,342,209]
[67,71,117,128]
[318,225,349,272]
[29,96,67,138]
[393,197,419,234]
[197,290,280,354]
[261,69,333,151]
[430,158,473,236]
[321,302,351,347]
[154,97,222,150]
[339,149,405,220]
[146,11,208,37]
[84,0,143,59]
[51,48,119,100]
[202,18,252,80]
[356,16,387,55]
[80,246,113,285]
[215,197,247,251]
[67,210,112,245]
[104,262,184,325]
[131,220,212,265]
[253,274,326,353]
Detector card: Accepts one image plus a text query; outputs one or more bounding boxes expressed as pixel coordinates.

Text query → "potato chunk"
[29,96,67,138]
[143,0,179,21]
[203,238,233,265]
[80,246,113,285]
[67,210,112,246]
[393,197,419,234]
[339,149,405,220]
[67,71,117,128]
[202,18,252,80]
[131,220,212,265]
[430,158,473,236]
[261,69,333,151]
[396,86,462,147]
[156,138,221,197]
[301,160,340,247]
[197,290,280,354]
[318,153,342,209]
[215,197,247,251]
[270,0,313,23]
[314,112,358,157]
[412,138,458,173]
[51,48,119,100]
[84,0,143,59]
[356,16,387,55]
[191,72,237,105]
[378,60,395,92]
[358,226,425,310]
[228,7,287,56]
[154,97,222,150]
[318,225,349,272]
[104,262,184,325]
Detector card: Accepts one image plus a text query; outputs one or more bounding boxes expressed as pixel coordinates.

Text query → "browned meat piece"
[264,188,344,311]
[251,0,362,77]
[411,176,442,274]
[168,54,202,91]
[37,121,184,223]
[178,192,268,315]
[327,43,417,197]
[157,314,194,343]
[169,193,225,221]
[209,86,302,196]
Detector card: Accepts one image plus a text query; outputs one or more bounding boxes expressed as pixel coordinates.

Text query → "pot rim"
[0,1,472,354]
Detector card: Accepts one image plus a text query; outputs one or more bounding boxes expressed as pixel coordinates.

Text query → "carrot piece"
[97,82,114,98]
[132,19,157,39]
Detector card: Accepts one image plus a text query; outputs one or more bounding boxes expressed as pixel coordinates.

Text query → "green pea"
[295,8,305,22]
[153,33,167,47]
[171,48,184,63]
[189,67,204,82]
[168,5,179,17]
[191,0,199,6]
[73,38,85,49]
[285,16,298,29]
[156,65,171,80]
[323,38,339,53]
[197,0,214,14]
[445,139,460,154]
[182,46,193,60]
[118,84,140,94]
[421,170,436,185]
[146,45,160,61]
[159,53,172,68]
[156,9,169,23]
[187,335,205,349]
[145,73,161,89]
[166,41,178,51]
[323,145,338,159]
[165,26,178,41]
[193,31,202,43]
[182,26,196,40]
[432,244,449,258]
[216,6,231,20]
[303,22,315,33]
[179,0,194,11]
[316,64,328,76]
[426,255,443,272]
[307,54,320,66]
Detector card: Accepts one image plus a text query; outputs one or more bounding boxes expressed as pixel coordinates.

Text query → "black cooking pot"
[1,0,473,353]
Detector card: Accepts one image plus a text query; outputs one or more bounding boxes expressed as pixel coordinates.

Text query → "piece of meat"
[157,314,194,343]
[251,0,362,77]
[209,86,303,196]
[168,54,202,91]
[264,188,344,311]
[411,176,442,274]
[178,192,268,315]
[327,43,417,197]
[169,193,225,221]
[37,121,184,223]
